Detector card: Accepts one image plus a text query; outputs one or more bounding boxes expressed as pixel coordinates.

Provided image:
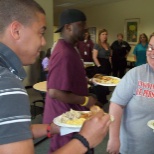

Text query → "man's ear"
[10,21,22,40]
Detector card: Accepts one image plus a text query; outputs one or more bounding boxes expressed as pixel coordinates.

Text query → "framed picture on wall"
[88,27,96,43]
[124,18,140,45]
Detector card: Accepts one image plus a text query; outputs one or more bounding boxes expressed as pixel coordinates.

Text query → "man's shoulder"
[123,41,130,45]
[0,66,13,78]
[111,40,118,46]
[94,43,100,49]
[0,66,24,89]
[52,39,73,55]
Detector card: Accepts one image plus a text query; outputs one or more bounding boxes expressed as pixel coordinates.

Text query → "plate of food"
[53,110,92,128]
[147,120,154,130]
[53,106,114,128]
[92,74,120,86]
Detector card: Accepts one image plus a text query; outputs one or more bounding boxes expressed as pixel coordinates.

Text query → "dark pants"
[93,85,109,104]
[97,58,111,75]
[86,58,111,105]
[112,58,127,78]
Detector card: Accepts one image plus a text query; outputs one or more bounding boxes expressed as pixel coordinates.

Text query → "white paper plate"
[92,76,120,86]
[53,111,114,128]
[53,111,89,128]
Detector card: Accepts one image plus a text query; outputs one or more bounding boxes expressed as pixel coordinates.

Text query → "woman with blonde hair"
[133,33,148,66]
[92,29,111,105]
[92,29,111,75]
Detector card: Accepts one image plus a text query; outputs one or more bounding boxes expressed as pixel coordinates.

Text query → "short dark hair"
[0,0,45,34]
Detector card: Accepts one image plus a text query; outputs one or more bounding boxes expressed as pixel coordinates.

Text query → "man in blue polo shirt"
[0,1,111,154]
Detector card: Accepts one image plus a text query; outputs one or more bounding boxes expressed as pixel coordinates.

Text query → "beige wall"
[23,0,53,86]
[82,0,154,55]
[53,26,60,42]
[23,0,154,86]
[54,0,154,55]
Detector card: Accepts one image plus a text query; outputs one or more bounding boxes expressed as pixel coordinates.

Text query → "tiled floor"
[28,86,115,154]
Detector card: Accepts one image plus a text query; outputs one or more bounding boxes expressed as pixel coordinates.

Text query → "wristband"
[47,124,52,138]
[72,134,92,154]
[81,96,89,106]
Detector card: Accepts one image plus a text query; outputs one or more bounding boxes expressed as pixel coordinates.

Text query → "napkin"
[60,127,81,136]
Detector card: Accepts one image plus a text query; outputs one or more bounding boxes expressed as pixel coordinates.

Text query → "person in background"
[92,29,111,105]
[107,33,154,154]
[110,33,131,78]
[43,9,98,153]
[41,48,51,79]
[92,29,111,75]
[133,33,148,66]
[76,31,94,62]
[0,0,111,154]
[42,48,51,72]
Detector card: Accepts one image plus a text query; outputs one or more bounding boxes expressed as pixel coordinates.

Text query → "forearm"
[48,89,85,105]
[92,49,100,67]
[93,57,101,67]
[31,123,60,139]
[134,55,137,61]
[52,139,87,154]
[109,103,124,139]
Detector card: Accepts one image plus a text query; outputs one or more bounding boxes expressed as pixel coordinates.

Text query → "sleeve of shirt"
[110,68,136,106]
[90,40,94,51]
[93,44,99,50]
[133,45,138,55]
[110,42,115,50]
[126,42,131,52]
[0,74,32,145]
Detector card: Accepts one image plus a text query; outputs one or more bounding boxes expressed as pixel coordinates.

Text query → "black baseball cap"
[55,9,86,33]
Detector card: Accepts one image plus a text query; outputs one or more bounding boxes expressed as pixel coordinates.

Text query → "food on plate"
[90,105,101,114]
[60,106,112,126]
[60,106,114,126]
[60,106,102,125]
[93,74,120,84]
[60,109,92,125]
[61,109,81,123]
[66,118,86,125]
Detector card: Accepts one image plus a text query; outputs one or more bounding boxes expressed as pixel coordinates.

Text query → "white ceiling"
[53,0,127,13]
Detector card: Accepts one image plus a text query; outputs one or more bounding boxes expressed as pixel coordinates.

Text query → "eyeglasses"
[147,46,154,52]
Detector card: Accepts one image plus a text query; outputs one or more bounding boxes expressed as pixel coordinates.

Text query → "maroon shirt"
[43,39,88,153]
[76,39,94,62]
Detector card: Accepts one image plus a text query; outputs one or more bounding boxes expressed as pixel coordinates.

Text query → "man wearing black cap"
[43,9,98,152]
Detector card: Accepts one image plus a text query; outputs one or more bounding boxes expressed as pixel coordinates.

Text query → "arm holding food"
[53,110,111,154]
[48,89,97,108]
[107,102,124,154]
